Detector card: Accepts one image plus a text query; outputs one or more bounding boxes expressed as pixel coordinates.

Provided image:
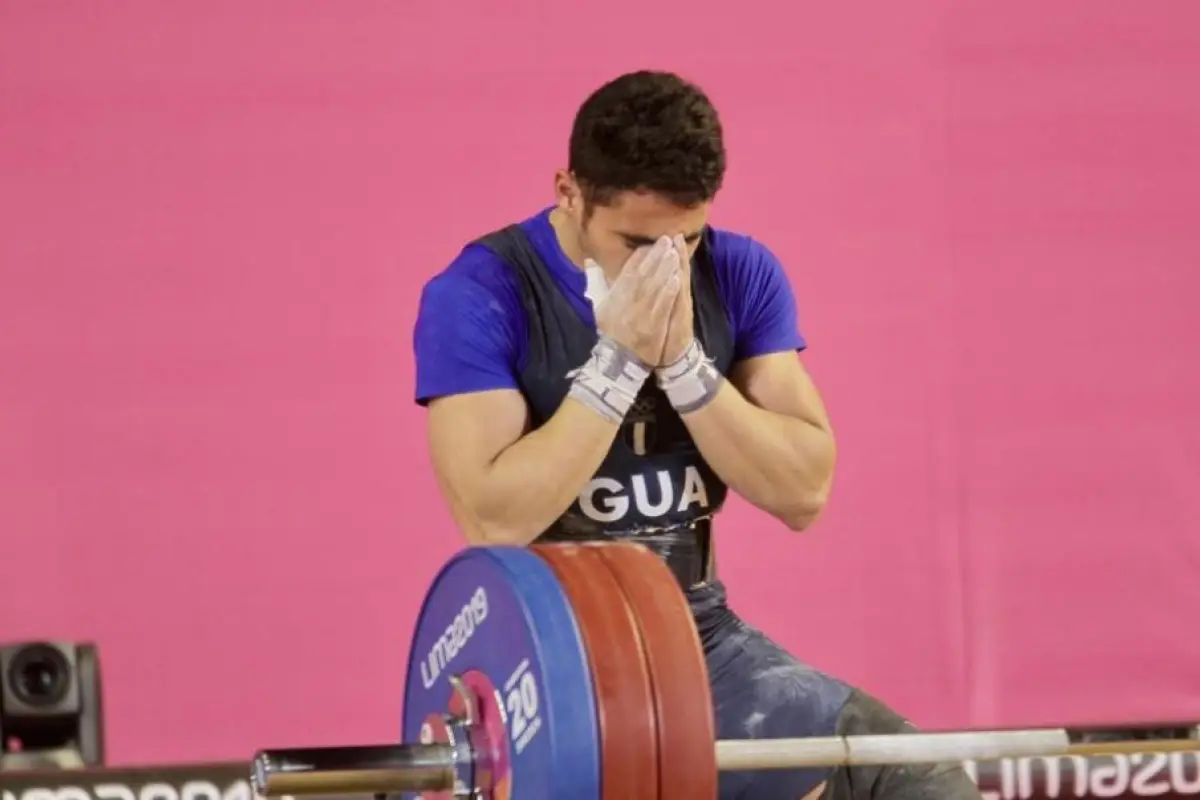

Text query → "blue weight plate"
[402,546,601,800]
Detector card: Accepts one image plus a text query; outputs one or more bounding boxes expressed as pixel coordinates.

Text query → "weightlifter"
[413,70,980,799]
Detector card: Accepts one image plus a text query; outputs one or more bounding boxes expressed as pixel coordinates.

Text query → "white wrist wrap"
[567,337,652,424]
[656,340,723,414]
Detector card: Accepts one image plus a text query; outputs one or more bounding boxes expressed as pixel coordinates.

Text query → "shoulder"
[705,227,789,293]
[703,227,806,357]
[413,241,528,406]
[706,226,779,266]
[418,241,524,319]
[419,210,553,316]
[704,227,795,324]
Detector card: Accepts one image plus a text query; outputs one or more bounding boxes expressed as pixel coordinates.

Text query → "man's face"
[556,174,709,280]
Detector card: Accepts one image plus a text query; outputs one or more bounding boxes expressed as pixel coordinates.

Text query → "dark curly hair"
[568,71,726,209]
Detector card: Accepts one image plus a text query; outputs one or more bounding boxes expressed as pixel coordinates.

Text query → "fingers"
[620,245,654,277]
[626,235,672,278]
[649,268,682,320]
[642,245,681,306]
[645,243,682,320]
[610,236,675,293]
[672,234,692,281]
[637,236,676,277]
[608,235,691,313]
[607,239,662,291]
[640,234,689,289]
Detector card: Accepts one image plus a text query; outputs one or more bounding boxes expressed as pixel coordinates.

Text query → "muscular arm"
[680,235,835,530]
[679,353,835,530]
[415,248,665,547]
[427,390,620,546]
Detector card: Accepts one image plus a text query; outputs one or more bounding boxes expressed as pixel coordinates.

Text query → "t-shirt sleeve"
[413,253,524,406]
[718,236,808,361]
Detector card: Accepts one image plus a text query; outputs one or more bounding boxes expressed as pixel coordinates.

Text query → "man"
[413,70,979,799]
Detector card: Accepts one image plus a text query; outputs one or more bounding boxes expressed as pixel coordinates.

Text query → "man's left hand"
[659,234,695,365]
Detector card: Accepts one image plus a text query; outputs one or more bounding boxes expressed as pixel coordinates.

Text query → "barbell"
[250,542,1199,799]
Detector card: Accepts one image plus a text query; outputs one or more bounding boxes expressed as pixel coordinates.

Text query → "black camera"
[0,641,105,771]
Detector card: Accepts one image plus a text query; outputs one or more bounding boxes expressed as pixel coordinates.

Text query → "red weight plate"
[534,544,659,800]
[591,542,719,800]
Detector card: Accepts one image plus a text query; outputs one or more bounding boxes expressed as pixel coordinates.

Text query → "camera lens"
[8,644,70,707]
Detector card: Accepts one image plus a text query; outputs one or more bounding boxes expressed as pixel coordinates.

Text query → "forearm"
[679,382,835,529]
[466,399,619,545]
[456,337,650,546]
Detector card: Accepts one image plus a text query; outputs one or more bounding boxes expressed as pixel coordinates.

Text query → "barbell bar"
[252,732,1200,796]
[250,543,1199,799]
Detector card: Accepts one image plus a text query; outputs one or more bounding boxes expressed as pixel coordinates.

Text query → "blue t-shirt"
[414,208,806,405]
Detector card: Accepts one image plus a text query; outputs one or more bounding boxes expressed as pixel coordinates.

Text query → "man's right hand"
[591,236,682,365]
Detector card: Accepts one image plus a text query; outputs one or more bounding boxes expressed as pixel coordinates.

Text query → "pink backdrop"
[2,1,1199,766]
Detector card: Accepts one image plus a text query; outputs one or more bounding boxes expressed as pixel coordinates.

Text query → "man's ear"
[553,170,583,221]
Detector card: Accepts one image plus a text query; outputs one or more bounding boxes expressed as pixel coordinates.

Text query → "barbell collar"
[252,744,457,795]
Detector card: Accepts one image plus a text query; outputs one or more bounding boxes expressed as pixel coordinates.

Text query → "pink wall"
[2,1,1199,766]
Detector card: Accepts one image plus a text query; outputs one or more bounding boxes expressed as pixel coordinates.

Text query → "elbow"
[461,511,543,548]
[777,456,835,532]
[465,523,531,548]
[781,433,835,531]
[778,490,830,532]
[442,480,548,547]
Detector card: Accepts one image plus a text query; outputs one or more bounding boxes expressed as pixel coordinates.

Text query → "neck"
[548,207,588,271]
